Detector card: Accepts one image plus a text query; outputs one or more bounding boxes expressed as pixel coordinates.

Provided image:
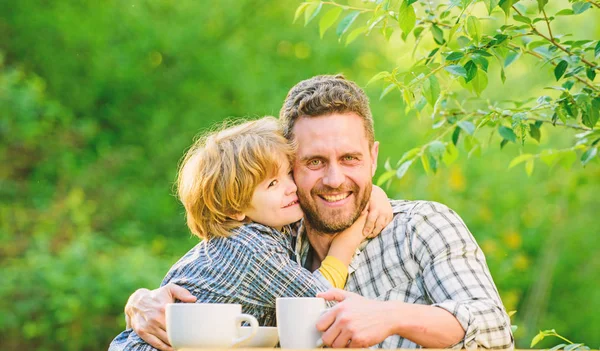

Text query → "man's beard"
[298,181,371,234]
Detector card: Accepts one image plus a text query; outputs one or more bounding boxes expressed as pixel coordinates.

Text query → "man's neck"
[304,223,337,270]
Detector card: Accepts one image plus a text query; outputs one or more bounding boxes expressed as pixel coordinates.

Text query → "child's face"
[243,156,303,231]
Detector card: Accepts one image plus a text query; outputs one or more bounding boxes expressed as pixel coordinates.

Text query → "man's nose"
[322,164,344,189]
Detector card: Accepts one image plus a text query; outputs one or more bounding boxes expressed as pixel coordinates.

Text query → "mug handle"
[231,313,259,347]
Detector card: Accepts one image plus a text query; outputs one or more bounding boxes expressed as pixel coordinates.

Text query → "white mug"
[276,297,326,349]
[166,303,258,349]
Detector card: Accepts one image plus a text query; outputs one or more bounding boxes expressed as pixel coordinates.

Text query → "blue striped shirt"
[109,222,331,351]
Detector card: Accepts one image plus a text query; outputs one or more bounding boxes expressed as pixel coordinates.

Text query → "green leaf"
[559,150,577,169]
[536,0,548,12]
[346,26,367,45]
[376,170,396,186]
[380,83,397,100]
[442,142,459,166]
[595,41,600,59]
[531,331,545,347]
[464,60,478,83]
[458,121,475,135]
[529,123,541,142]
[525,159,534,176]
[554,60,569,80]
[485,0,500,14]
[555,9,574,16]
[428,140,446,159]
[548,344,568,351]
[500,66,506,83]
[470,69,488,96]
[499,0,518,17]
[566,344,585,351]
[504,51,520,67]
[446,52,464,61]
[431,24,445,44]
[367,71,390,86]
[540,150,559,167]
[397,147,421,165]
[319,7,343,38]
[466,16,482,42]
[445,64,467,77]
[304,2,323,26]
[336,11,360,37]
[398,1,417,35]
[511,325,519,333]
[509,153,534,168]
[513,15,531,24]
[452,127,461,145]
[499,126,517,142]
[582,97,600,128]
[396,160,414,179]
[586,67,596,81]
[294,3,311,23]
[423,76,441,107]
[572,2,591,14]
[472,56,489,72]
[421,153,433,175]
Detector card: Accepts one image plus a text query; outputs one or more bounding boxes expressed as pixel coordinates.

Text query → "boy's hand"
[363,185,393,238]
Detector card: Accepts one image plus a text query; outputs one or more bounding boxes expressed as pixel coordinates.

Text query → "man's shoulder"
[390,199,455,220]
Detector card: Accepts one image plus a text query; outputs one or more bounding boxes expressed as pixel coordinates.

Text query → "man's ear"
[230,213,246,221]
[371,141,380,177]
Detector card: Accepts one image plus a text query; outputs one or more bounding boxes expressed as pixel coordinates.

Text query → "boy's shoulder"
[225,222,291,253]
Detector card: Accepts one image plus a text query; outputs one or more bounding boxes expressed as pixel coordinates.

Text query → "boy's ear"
[230,213,246,221]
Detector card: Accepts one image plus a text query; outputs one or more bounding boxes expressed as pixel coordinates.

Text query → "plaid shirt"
[109,222,332,351]
[294,200,514,350]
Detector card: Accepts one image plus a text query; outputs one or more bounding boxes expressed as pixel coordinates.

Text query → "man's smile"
[318,192,352,204]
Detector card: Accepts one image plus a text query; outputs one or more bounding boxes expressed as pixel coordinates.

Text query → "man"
[123,75,513,350]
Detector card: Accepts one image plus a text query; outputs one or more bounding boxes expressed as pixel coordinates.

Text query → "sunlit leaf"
[458,121,475,135]
[595,41,600,58]
[346,26,367,45]
[529,123,541,142]
[397,147,421,165]
[470,69,488,96]
[431,24,445,44]
[442,142,459,165]
[485,0,500,14]
[423,76,440,107]
[376,169,396,186]
[396,159,414,179]
[555,9,574,16]
[536,0,548,12]
[319,7,343,38]
[513,15,531,24]
[294,3,311,23]
[572,2,591,14]
[531,331,545,347]
[445,64,467,77]
[380,83,397,100]
[466,16,482,42]
[452,127,461,145]
[421,152,432,174]
[398,1,417,35]
[428,140,446,159]
[509,153,534,168]
[581,147,597,166]
[367,71,390,86]
[446,52,464,61]
[304,2,323,26]
[336,11,360,37]
[525,159,534,176]
[565,344,585,351]
[549,344,568,351]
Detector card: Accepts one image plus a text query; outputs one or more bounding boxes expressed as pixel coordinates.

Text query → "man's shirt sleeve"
[407,201,514,350]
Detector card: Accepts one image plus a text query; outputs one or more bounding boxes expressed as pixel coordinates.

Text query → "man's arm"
[317,201,513,349]
[316,289,464,348]
[123,284,196,351]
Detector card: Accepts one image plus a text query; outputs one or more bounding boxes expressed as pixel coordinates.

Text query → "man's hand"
[363,185,393,238]
[316,288,393,348]
[125,283,196,351]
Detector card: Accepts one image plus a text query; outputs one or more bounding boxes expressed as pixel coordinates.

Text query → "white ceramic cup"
[166,303,258,349]
[276,297,326,349]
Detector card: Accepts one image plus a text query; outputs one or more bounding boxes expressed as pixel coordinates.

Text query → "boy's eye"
[268,179,279,187]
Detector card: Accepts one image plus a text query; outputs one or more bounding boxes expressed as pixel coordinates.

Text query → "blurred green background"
[1,0,598,350]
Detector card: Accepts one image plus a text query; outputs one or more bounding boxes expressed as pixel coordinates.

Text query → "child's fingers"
[363,210,378,236]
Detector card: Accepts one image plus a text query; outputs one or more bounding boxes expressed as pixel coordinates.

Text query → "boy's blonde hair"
[177,116,295,240]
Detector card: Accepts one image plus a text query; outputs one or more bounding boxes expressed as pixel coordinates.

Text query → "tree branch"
[512,6,599,71]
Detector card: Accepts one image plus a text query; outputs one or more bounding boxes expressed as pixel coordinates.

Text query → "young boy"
[109,117,391,351]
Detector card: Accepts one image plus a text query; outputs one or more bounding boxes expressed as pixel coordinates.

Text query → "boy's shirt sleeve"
[318,255,348,289]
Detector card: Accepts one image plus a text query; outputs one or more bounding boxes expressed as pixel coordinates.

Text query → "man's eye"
[309,159,321,166]
[343,156,355,161]
[268,179,279,187]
